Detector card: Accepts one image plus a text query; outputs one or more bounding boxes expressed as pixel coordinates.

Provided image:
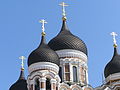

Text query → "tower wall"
[56,49,89,86]
[27,62,60,90]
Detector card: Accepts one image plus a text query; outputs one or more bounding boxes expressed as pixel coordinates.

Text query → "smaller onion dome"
[104,46,120,78]
[48,19,87,55]
[28,32,59,66]
[9,69,28,90]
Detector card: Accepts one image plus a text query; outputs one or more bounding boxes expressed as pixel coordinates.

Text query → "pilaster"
[39,77,46,90]
[51,79,57,90]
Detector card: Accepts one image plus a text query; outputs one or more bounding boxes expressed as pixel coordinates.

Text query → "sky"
[1,0,120,90]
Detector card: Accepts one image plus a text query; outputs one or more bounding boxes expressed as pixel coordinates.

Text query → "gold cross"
[110,32,118,47]
[39,19,47,36]
[59,2,68,17]
[19,56,26,70]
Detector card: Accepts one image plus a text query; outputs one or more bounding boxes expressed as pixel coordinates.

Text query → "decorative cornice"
[28,62,59,74]
[56,49,87,62]
[60,58,87,66]
[105,72,120,83]
[59,83,93,90]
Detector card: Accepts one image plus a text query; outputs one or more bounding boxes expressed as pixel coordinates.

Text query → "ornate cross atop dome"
[59,2,68,20]
[110,32,118,47]
[39,19,47,36]
[19,56,26,70]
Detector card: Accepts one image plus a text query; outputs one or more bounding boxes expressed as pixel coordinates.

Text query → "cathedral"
[9,2,120,90]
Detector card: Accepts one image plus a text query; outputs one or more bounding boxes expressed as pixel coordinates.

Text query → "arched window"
[65,63,70,81]
[35,78,40,90]
[46,78,51,90]
[73,66,77,82]
[59,67,62,82]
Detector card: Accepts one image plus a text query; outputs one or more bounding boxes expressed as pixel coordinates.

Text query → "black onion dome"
[28,35,59,66]
[48,20,87,55]
[9,70,28,90]
[104,47,120,78]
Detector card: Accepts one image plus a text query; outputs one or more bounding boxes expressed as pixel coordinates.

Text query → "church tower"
[48,2,92,90]
[95,32,120,90]
[27,19,60,90]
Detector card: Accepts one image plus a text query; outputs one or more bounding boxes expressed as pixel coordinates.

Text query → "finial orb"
[42,32,46,36]
[62,16,67,21]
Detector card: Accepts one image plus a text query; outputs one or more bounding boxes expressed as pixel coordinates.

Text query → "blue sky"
[1,0,120,90]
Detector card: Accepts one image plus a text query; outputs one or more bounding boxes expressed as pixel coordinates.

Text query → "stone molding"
[51,79,57,83]
[39,77,46,82]
[28,62,59,74]
[56,49,87,62]
[106,72,120,83]
[70,84,82,90]
[59,83,93,90]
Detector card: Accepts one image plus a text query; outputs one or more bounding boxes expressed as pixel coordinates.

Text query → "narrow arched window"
[59,67,62,82]
[46,78,51,90]
[65,63,70,81]
[84,70,87,84]
[35,78,40,90]
[73,66,77,82]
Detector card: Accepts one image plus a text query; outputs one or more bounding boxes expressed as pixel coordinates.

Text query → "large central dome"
[48,20,87,55]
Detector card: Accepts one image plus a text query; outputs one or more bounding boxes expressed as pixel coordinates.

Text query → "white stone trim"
[105,72,120,83]
[28,62,59,74]
[56,49,87,62]
[60,82,70,89]
[86,69,89,84]
[70,84,82,90]
[51,79,57,83]
[28,71,56,80]
[40,89,45,90]
[39,77,46,82]
[60,58,87,66]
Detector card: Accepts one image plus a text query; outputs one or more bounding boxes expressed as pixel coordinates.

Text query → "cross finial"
[59,2,68,20]
[110,32,118,47]
[39,19,47,36]
[19,56,26,70]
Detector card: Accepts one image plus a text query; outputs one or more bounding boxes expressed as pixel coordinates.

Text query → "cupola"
[48,2,87,55]
[9,56,28,90]
[104,32,120,78]
[28,19,59,67]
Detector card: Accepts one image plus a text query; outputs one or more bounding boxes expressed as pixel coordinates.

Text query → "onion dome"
[104,32,120,78]
[104,46,120,78]
[9,69,28,90]
[48,19,87,55]
[28,20,59,66]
